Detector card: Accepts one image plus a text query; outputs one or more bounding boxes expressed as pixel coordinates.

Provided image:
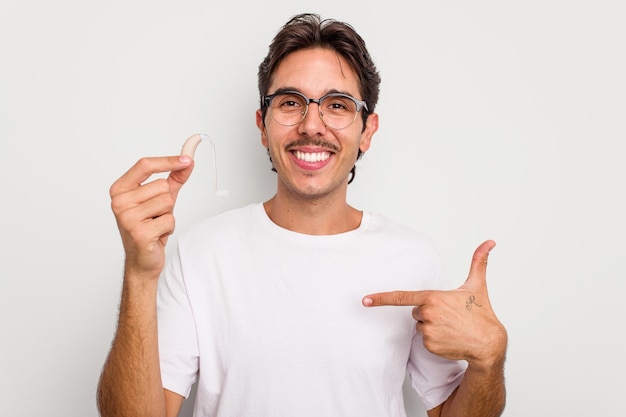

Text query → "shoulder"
[362,212,443,262]
[362,212,447,288]
[366,212,437,248]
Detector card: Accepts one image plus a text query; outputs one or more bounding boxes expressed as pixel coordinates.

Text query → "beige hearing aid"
[181,133,229,196]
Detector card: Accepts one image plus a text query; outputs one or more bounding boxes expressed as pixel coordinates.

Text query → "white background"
[1,1,624,416]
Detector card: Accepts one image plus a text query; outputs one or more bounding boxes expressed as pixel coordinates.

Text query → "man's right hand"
[109,155,194,279]
[99,154,192,417]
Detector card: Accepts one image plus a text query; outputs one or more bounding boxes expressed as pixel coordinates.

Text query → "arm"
[429,347,506,417]
[427,322,507,417]
[97,156,193,417]
[364,240,507,417]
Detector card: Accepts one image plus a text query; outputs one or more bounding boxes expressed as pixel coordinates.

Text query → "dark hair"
[258,14,381,183]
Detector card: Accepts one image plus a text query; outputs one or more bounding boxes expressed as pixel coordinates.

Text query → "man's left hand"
[362,240,507,368]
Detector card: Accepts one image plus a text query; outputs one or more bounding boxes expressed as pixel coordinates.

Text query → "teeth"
[294,151,331,162]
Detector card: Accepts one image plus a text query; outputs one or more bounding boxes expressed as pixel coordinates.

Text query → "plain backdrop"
[1,1,624,416]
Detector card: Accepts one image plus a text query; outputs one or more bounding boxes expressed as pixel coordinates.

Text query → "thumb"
[167,155,195,201]
[459,239,496,292]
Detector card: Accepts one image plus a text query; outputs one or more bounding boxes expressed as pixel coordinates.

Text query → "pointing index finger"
[362,290,429,307]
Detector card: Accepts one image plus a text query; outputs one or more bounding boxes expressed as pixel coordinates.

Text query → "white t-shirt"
[157,203,466,417]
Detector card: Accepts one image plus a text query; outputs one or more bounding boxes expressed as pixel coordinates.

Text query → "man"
[98,13,507,417]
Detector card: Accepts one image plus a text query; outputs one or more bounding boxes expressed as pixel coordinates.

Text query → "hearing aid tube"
[181,133,229,197]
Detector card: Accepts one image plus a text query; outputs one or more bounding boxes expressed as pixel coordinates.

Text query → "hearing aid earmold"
[181,133,229,197]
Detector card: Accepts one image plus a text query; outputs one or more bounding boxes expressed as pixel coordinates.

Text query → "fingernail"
[362,297,373,306]
[179,155,192,164]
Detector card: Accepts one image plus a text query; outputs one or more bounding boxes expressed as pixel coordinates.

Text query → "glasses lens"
[269,93,307,126]
[319,94,358,129]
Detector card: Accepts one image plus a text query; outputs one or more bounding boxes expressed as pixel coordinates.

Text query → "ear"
[359,112,379,153]
[256,109,269,148]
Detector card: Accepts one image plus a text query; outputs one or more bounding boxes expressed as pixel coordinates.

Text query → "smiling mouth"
[293,150,331,162]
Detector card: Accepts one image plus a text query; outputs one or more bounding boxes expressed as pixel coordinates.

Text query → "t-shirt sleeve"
[157,242,200,398]
[406,263,468,410]
[406,334,467,410]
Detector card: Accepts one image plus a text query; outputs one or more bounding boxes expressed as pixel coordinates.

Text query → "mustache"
[285,138,339,152]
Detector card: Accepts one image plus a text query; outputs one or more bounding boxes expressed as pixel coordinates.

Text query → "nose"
[298,101,327,136]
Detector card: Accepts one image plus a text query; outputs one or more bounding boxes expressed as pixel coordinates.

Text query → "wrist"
[122,264,162,301]
[469,324,508,372]
[119,270,160,319]
[123,257,164,282]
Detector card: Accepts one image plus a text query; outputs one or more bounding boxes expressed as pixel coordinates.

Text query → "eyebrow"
[268,87,360,99]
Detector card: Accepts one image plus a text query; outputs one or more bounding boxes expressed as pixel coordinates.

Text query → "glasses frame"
[262,90,369,130]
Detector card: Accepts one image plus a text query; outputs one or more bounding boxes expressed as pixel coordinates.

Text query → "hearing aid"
[181,133,229,197]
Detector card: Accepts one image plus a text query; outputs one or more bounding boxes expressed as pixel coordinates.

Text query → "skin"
[363,240,507,417]
[98,47,506,417]
[256,48,378,235]
[97,156,192,417]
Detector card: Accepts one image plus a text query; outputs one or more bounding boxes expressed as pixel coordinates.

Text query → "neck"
[263,191,362,235]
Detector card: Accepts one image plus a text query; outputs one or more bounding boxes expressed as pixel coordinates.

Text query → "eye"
[323,95,356,113]
[275,94,305,110]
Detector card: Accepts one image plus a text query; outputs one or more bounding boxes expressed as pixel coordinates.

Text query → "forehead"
[269,48,360,97]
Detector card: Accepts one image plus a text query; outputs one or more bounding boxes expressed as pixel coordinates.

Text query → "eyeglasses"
[262,90,368,130]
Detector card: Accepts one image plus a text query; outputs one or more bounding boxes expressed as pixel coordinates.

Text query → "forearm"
[97,271,166,417]
[440,360,506,417]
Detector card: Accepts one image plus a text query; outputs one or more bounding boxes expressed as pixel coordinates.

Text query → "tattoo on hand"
[466,295,482,310]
